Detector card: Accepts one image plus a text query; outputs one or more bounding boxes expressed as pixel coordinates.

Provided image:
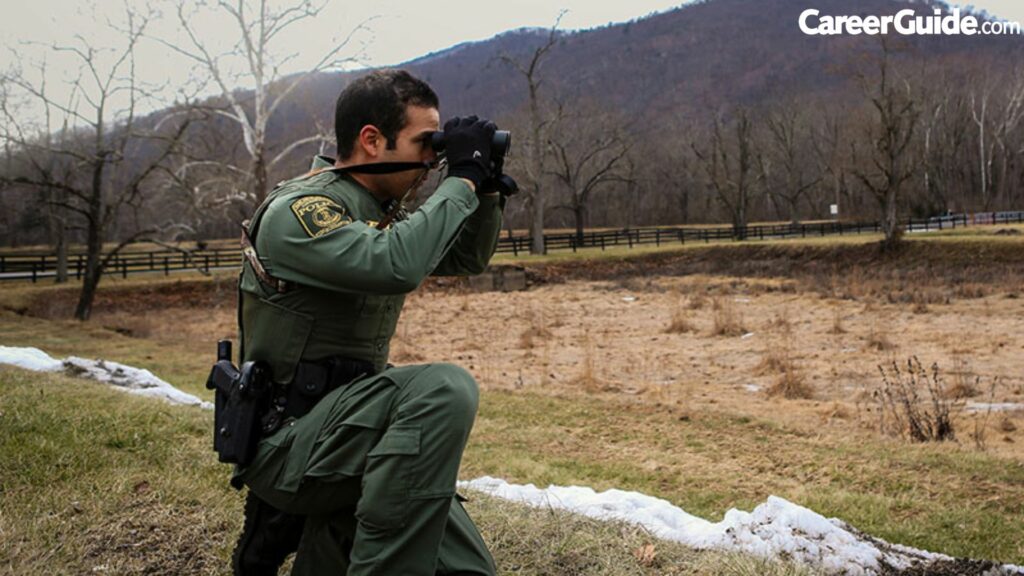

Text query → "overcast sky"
[0,0,1021,126]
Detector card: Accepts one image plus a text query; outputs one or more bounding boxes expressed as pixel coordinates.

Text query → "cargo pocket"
[356,425,421,530]
[303,421,381,481]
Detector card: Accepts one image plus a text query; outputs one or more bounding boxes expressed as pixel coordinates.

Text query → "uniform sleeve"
[257,178,479,294]
[431,193,506,276]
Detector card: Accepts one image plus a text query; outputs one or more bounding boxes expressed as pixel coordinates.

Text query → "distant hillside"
[280,0,1022,141]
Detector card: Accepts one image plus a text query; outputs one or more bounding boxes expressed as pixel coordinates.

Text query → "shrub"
[871,357,960,442]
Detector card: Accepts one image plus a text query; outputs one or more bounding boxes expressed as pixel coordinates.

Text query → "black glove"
[443,115,496,188]
[479,174,519,197]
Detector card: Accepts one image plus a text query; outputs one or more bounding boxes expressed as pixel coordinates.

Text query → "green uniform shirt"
[239,155,504,381]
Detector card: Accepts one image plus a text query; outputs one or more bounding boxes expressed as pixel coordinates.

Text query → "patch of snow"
[63,357,213,410]
[622,296,637,302]
[0,346,64,372]
[459,477,1023,576]
[741,332,755,339]
[965,401,1024,413]
[744,384,762,393]
[0,346,211,410]
[734,298,751,303]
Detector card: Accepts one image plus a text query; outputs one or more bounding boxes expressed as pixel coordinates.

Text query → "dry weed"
[829,308,847,334]
[519,311,554,349]
[766,367,814,399]
[819,402,851,422]
[710,297,746,337]
[760,317,812,399]
[944,355,981,399]
[687,293,708,310]
[665,300,695,334]
[866,323,895,352]
[871,358,960,442]
[572,336,605,393]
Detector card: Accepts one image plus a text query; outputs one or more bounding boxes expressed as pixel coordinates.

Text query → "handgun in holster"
[206,340,272,467]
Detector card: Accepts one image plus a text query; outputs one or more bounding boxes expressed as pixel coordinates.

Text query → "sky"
[0,0,1022,127]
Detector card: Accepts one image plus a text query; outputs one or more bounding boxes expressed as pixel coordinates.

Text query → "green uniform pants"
[238,363,496,576]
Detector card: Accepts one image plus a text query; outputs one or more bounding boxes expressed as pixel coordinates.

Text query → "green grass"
[0,367,812,575]
[466,392,1024,565]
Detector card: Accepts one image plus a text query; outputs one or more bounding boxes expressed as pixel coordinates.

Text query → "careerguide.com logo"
[799,7,1022,36]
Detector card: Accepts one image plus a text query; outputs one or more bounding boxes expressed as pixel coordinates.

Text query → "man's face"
[376,104,440,200]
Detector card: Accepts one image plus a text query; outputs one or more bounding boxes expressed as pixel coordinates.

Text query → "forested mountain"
[3,0,1023,246]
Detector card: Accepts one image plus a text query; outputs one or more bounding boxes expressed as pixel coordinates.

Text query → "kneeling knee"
[424,363,479,419]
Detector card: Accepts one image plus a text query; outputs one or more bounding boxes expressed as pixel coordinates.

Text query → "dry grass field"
[2,231,1024,573]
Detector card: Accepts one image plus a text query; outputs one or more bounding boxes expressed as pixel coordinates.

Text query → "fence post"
[512,239,519,257]
[122,259,128,279]
[149,253,155,270]
[31,262,37,283]
[679,230,685,245]
[601,236,606,251]
[655,229,661,246]
[0,255,4,273]
[164,257,170,276]
[76,256,83,279]
[627,232,633,249]
[204,255,210,272]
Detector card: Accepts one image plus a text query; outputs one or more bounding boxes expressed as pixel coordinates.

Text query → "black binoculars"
[430,129,512,160]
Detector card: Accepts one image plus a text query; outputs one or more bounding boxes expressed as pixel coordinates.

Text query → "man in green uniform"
[231,69,506,575]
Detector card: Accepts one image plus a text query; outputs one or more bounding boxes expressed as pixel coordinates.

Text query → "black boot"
[232,490,306,576]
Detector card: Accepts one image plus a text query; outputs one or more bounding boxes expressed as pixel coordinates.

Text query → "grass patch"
[468,491,811,576]
[0,367,813,575]
[0,367,237,574]
[467,391,1024,565]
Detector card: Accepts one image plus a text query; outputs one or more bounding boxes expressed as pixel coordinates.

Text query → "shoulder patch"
[290,195,352,238]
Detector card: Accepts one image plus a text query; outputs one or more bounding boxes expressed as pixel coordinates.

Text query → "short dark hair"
[334,69,439,160]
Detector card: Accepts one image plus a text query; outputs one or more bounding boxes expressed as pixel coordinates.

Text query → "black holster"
[206,350,272,467]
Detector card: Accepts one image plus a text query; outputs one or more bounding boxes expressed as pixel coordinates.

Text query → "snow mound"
[0,346,64,371]
[460,476,1024,576]
[0,346,212,410]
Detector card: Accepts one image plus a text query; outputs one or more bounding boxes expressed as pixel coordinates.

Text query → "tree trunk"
[55,226,68,284]
[528,86,545,255]
[74,161,106,321]
[880,187,901,251]
[573,202,586,244]
[252,147,268,207]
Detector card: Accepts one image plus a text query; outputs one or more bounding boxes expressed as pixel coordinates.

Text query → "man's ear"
[358,125,384,158]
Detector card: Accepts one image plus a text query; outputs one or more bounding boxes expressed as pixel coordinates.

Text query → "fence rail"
[2,211,1023,282]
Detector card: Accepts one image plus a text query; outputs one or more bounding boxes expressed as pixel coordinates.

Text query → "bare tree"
[155,0,367,208]
[499,12,564,254]
[692,107,759,239]
[546,102,633,242]
[760,102,820,224]
[971,69,1024,211]
[811,109,854,221]
[851,40,920,250]
[0,8,197,320]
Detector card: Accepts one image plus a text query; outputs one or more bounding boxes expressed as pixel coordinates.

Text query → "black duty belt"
[261,357,376,433]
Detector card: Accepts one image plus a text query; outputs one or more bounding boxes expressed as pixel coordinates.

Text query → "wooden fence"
[2,211,1022,282]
